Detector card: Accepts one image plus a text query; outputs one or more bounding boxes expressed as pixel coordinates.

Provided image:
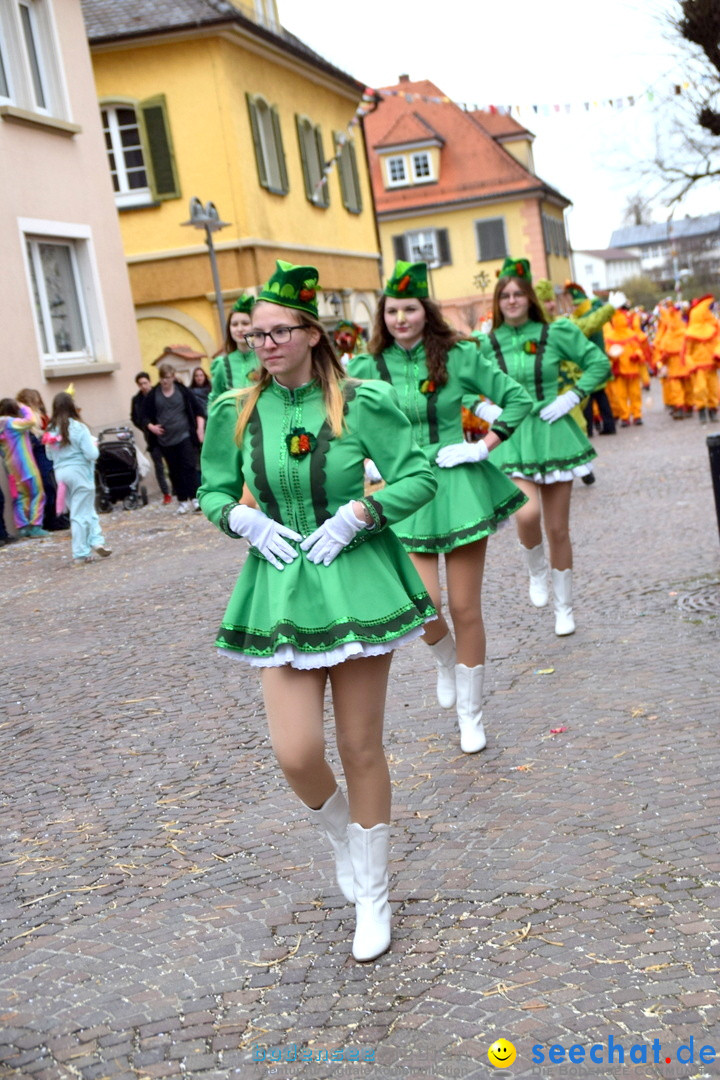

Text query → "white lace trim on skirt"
[218,621,432,669]
[510,464,592,484]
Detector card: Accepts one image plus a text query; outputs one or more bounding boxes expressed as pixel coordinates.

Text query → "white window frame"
[411,151,433,183]
[18,218,111,370]
[406,229,440,267]
[102,103,153,209]
[386,155,407,187]
[0,0,69,119]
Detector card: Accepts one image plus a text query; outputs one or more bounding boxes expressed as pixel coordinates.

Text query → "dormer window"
[411,151,432,182]
[387,156,407,186]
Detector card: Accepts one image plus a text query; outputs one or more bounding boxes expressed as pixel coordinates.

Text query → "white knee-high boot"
[307,787,354,902]
[347,822,391,962]
[522,542,549,607]
[552,568,575,636]
[427,632,457,708]
[455,663,486,753]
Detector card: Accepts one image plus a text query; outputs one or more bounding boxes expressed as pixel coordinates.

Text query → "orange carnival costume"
[603,309,649,426]
[654,302,693,419]
[682,295,720,423]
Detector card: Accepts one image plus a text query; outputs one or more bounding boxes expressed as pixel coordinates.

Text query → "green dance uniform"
[348,340,532,553]
[198,378,437,667]
[208,349,259,403]
[477,319,610,482]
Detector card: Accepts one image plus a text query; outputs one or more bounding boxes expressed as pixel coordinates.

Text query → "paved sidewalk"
[1,388,719,1080]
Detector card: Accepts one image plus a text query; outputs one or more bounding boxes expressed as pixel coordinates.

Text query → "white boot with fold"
[347,822,391,962]
[522,542,549,607]
[552,568,575,636]
[427,632,457,708]
[455,663,487,753]
[307,787,354,902]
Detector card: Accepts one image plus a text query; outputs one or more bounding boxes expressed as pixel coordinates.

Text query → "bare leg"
[539,481,573,570]
[409,552,449,644]
[330,653,393,828]
[261,666,336,809]
[445,538,488,666]
[511,477,543,549]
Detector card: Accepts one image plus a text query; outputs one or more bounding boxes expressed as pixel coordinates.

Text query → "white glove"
[473,400,502,424]
[608,290,628,309]
[227,504,302,570]
[364,458,382,483]
[539,390,581,423]
[436,441,489,468]
[300,502,368,566]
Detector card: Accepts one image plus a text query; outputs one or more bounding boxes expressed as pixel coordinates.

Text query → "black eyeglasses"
[243,326,308,348]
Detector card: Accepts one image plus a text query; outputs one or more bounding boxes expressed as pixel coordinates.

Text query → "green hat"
[257,260,320,318]
[384,260,429,299]
[564,280,587,304]
[497,257,532,283]
[534,278,555,302]
[232,293,255,314]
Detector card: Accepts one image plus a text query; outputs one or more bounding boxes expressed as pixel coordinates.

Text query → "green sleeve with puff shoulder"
[346,352,377,381]
[455,340,533,441]
[549,319,611,397]
[197,395,244,533]
[350,380,437,530]
[208,356,228,405]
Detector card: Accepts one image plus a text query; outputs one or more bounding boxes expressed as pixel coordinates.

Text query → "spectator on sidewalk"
[143,362,204,513]
[0,398,48,538]
[44,392,111,566]
[16,388,69,531]
[131,372,172,505]
[189,366,212,417]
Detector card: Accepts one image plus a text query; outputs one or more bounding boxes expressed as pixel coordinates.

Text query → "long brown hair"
[492,275,547,328]
[50,392,85,446]
[233,308,347,444]
[368,295,467,385]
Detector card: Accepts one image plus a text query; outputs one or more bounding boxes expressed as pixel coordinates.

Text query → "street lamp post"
[181,197,231,341]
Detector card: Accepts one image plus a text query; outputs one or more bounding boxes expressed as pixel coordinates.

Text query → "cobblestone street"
[1,389,719,1080]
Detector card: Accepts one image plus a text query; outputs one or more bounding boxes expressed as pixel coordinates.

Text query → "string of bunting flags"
[313,77,697,194]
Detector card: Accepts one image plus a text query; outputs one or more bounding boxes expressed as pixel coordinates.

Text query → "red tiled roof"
[471,109,533,140]
[365,78,568,215]
[373,111,444,149]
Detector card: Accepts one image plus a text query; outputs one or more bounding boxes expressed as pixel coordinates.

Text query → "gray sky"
[277,0,716,249]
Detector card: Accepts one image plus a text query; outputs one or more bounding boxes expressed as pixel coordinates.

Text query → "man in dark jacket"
[143,363,205,513]
[131,372,172,504]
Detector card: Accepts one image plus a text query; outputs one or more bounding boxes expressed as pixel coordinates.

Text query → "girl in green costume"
[208,294,259,404]
[476,259,610,636]
[350,261,532,757]
[198,261,436,963]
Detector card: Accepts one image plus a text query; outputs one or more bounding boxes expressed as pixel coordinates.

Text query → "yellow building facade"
[82,0,381,371]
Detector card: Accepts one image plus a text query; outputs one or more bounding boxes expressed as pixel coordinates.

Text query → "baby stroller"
[95,426,148,512]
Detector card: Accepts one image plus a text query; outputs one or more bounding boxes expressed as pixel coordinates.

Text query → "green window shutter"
[334,133,349,210]
[139,95,180,200]
[314,125,329,207]
[246,93,268,189]
[271,106,289,194]
[392,235,408,261]
[295,114,313,201]
[346,140,362,214]
[436,228,451,266]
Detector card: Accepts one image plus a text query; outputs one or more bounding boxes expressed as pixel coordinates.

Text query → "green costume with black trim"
[348,340,532,553]
[208,349,258,404]
[198,378,437,663]
[478,319,610,480]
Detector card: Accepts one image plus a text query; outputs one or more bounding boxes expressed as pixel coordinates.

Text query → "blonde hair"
[233,310,346,444]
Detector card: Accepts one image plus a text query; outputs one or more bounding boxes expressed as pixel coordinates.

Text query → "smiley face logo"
[488,1039,517,1068]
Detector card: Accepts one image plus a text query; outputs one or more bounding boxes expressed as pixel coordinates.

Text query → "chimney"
[399,74,409,83]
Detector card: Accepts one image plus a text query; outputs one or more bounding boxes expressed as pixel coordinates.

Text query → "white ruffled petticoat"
[218,622,431,669]
[510,464,593,484]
